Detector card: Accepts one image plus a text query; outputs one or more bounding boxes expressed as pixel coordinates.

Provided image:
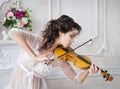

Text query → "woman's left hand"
[88,64,101,74]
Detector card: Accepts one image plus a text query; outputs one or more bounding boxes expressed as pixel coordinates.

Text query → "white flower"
[21,17,28,24]
[3,17,6,22]
[12,16,16,20]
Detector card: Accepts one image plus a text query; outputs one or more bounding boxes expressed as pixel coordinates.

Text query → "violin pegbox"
[101,70,113,81]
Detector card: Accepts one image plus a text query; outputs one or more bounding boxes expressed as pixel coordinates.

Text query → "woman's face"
[59,30,77,48]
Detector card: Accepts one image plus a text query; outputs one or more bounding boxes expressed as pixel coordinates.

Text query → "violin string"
[72,39,92,51]
[57,39,92,58]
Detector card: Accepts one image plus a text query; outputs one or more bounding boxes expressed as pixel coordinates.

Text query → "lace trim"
[74,73,82,84]
[18,60,43,78]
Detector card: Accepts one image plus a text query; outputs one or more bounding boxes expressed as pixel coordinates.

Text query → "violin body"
[54,45,92,70]
[53,45,113,81]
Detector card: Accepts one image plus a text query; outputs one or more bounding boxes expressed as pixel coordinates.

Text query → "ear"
[59,31,64,36]
[59,31,62,35]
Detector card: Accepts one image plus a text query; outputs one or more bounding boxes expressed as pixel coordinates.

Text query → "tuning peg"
[105,70,107,72]
[103,75,106,78]
[106,79,108,81]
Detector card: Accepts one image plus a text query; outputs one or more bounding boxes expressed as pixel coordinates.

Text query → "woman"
[8,15,99,89]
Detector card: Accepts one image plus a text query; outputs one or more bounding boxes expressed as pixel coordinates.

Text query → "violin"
[53,39,113,81]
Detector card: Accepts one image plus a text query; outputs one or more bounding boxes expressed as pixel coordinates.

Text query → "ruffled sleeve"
[8,28,42,50]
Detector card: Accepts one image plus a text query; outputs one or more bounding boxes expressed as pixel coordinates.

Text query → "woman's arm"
[60,60,99,84]
[9,30,36,59]
[8,29,50,62]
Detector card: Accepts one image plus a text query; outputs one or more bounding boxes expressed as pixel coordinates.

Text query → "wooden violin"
[53,39,113,81]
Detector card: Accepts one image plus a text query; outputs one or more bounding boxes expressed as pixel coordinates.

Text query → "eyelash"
[70,35,75,38]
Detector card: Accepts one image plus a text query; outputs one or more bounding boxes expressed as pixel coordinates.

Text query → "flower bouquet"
[3,7,32,31]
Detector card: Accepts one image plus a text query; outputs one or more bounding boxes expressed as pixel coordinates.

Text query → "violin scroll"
[101,69,113,81]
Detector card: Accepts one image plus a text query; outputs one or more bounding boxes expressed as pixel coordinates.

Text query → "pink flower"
[17,21,25,28]
[15,10,25,19]
[6,11,14,20]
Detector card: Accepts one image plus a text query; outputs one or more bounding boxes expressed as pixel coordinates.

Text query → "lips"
[68,43,72,46]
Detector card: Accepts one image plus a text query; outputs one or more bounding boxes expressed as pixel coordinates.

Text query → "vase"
[1,30,11,40]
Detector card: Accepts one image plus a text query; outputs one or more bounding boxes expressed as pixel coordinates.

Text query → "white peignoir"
[5,28,81,89]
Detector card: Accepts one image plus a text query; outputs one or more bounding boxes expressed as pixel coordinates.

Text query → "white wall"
[0,0,120,89]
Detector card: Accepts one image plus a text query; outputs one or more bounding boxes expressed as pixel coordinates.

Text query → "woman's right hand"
[35,54,51,65]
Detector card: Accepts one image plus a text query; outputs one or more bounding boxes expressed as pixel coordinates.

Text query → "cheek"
[61,37,67,43]
[61,36,71,47]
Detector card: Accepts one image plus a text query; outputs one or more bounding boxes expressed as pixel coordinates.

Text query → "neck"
[49,38,61,51]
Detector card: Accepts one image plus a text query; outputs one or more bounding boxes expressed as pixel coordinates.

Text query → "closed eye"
[70,34,76,38]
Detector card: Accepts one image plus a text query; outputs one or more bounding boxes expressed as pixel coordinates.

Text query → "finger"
[91,64,94,72]
[44,60,48,64]
[90,64,96,73]
[94,65,98,71]
[46,59,50,65]
[46,54,50,59]
[98,69,101,73]
[88,65,93,73]
[44,58,50,65]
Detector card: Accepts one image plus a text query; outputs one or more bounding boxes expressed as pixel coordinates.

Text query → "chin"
[62,44,69,48]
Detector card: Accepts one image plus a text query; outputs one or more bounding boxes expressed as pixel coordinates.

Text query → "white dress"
[6,28,81,89]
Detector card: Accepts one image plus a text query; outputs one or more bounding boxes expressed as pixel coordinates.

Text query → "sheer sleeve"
[60,61,83,83]
[52,59,83,84]
[8,28,42,49]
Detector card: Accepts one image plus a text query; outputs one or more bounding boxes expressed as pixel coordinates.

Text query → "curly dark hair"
[40,15,82,50]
